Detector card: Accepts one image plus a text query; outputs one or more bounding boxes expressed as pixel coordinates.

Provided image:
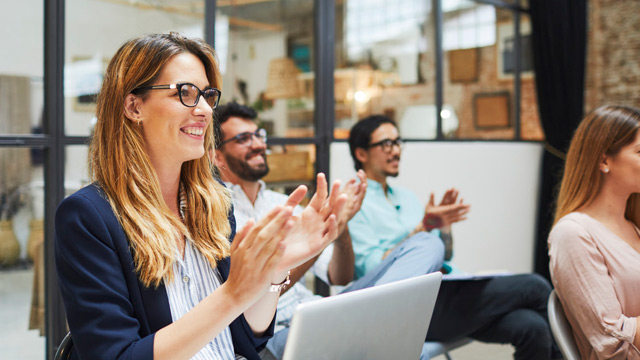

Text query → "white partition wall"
[330,141,544,274]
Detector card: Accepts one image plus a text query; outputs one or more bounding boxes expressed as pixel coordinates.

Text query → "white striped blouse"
[164,238,239,360]
[163,188,244,360]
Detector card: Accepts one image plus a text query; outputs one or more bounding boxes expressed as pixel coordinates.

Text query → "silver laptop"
[282,272,442,360]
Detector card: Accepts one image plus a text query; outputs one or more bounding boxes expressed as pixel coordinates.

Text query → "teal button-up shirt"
[348,179,425,279]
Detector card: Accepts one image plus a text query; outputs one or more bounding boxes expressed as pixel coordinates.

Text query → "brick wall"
[585,0,640,112]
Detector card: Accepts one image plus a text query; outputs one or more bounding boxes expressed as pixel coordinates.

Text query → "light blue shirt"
[348,179,424,279]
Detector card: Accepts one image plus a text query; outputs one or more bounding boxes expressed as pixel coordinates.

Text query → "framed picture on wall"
[496,21,534,80]
[448,48,479,83]
[473,91,511,129]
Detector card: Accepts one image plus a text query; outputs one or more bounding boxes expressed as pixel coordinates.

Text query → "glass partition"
[441,3,542,140]
[64,145,91,197]
[442,2,515,139]
[64,0,206,136]
[0,1,46,358]
[0,0,44,136]
[217,0,315,138]
[518,13,543,140]
[0,147,46,359]
[263,144,316,201]
[334,0,436,139]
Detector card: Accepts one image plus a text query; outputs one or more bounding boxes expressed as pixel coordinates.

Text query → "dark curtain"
[530,0,588,281]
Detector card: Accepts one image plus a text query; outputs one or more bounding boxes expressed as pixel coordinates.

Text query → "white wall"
[330,141,544,274]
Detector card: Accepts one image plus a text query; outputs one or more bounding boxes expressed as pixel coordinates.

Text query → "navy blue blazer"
[54,184,274,360]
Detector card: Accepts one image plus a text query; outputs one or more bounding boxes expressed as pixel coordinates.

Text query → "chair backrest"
[54,332,73,360]
[548,289,581,360]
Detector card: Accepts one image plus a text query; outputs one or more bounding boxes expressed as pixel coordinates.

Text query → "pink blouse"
[549,212,640,359]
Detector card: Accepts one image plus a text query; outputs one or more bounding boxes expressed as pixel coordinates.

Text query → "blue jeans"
[265,232,445,359]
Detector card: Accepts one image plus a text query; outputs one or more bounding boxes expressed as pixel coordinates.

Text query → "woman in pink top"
[549,105,640,359]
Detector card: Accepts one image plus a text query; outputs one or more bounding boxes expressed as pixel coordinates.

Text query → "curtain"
[529,0,588,280]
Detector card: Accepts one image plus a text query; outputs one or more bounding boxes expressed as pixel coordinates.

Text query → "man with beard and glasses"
[213,102,368,359]
[347,115,561,360]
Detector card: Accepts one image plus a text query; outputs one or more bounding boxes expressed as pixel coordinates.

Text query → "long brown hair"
[90,33,231,287]
[554,105,640,226]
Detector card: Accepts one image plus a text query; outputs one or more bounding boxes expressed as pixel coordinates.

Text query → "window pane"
[443,6,516,139]
[218,0,315,138]
[263,144,316,201]
[64,145,91,196]
[65,0,206,136]
[0,147,46,359]
[0,1,44,136]
[519,13,543,140]
[335,0,436,139]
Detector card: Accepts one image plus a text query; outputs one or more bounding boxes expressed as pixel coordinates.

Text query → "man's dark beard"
[385,155,400,177]
[225,150,269,181]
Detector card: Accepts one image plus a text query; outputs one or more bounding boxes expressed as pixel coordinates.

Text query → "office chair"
[54,332,73,360]
[548,289,581,360]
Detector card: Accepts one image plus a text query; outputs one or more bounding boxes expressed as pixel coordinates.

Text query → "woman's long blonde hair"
[554,105,640,227]
[90,33,231,287]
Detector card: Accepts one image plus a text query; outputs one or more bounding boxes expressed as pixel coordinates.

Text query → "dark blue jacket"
[54,184,273,360]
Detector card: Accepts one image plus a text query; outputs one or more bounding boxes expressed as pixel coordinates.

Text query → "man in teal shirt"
[349,177,464,278]
[347,115,469,280]
[347,115,560,360]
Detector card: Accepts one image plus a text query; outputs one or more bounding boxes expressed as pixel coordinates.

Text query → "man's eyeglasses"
[132,83,222,109]
[218,128,267,147]
[367,137,404,153]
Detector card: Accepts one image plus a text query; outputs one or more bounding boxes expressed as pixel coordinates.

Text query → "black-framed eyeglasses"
[367,137,404,153]
[219,128,267,147]
[133,83,222,109]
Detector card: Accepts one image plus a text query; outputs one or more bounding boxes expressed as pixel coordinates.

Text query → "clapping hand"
[227,205,295,305]
[424,188,470,229]
[335,170,367,235]
[227,173,348,299]
[277,173,348,273]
